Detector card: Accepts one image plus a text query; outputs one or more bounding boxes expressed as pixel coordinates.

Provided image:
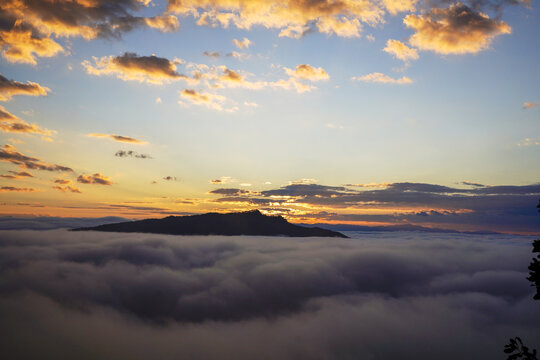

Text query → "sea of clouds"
[0,230,539,359]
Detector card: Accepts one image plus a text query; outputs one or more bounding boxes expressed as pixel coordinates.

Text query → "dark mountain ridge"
[73,210,348,238]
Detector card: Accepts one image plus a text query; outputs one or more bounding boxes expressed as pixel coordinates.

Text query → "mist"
[0,230,538,359]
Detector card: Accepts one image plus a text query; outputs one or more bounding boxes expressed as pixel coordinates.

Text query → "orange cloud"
[383,39,419,62]
[0,25,64,65]
[381,0,417,15]
[352,72,413,84]
[77,173,113,185]
[0,170,34,179]
[53,185,82,193]
[0,106,56,138]
[87,133,147,144]
[404,3,511,55]
[523,102,539,109]
[83,53,186,84]
[0,74,50,101]
[285,64,330,81]
[167,0,386,39]
[0,144,72,172]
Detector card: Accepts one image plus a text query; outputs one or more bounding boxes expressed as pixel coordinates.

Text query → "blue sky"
[0,0,539,233]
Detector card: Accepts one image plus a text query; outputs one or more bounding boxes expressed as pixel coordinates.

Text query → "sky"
[0,0,539,233]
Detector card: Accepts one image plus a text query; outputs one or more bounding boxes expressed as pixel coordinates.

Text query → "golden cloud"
[404,3,511,55]
[381,0,417,15]
[0,25,64,65]
[77,173,113,185]
[83,53,186,84]
[87,133,147,144]
[0,170,34,179]
[285,64,330,81]
[0,106,56,138]
[0,74,50,101]
[167,0,386,38]
[352,72,413,84]
[232,37,251,49]
[0,0,179,64]
[383,39,419,62]
[179,89,229,111]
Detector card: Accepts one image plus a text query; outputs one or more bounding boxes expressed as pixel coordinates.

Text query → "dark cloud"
[83,53,186,84]
[209,182,540,233]
[0,186,35,192]
[0,230,538,359]
[209,188,252,196]
[77,173,112,185]
[0,144,72,172]
[461,181,486,187]
[115,150,152,159]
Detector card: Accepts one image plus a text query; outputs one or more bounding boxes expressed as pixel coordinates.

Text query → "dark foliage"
[504,337,538,360]
[505,201,540,360]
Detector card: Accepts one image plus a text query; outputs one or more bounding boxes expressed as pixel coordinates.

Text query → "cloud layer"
[0,230,538,359]
[209,182,540,234]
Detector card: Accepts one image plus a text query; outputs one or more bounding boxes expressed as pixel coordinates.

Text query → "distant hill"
[73,210,348,238]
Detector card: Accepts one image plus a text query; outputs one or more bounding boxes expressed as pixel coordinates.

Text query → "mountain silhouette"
[72,210,348,238]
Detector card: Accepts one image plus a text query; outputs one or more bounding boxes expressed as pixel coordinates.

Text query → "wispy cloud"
[517,137,540,147]
[0,186,36,192]
[179,89,230,111]
[53,185,82,193]
[0,170,34,179]
[0,106,55,139]
[352,72,413,84]
[523,101,539,109]
[88,133,147,145]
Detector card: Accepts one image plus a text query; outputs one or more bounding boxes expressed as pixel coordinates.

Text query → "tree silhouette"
[505,337,538,360]
[504,201,540,360]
